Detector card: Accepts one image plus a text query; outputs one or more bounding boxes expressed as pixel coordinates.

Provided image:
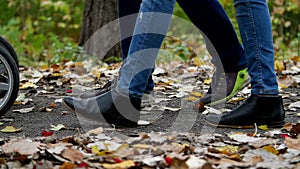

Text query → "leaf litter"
[0,59,299,168]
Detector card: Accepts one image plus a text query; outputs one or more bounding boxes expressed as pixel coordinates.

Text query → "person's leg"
[63,0,176,127]
[206,0,285,128]
[116,0,176,98]
[235,0,278,95]
[177,0,246,73]
[80,0,154,99]
[118,0,141,60]
[176,0,250,107]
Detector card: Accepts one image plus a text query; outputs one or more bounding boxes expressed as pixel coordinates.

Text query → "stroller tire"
[0,36,19,66]
[0,46,19,116]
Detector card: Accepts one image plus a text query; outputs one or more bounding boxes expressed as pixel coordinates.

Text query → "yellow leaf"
[261,145,279,155]
[258,125,268,130]
[274,60,284,73]
[191,91,202,97]
[278,82,288,89]
[203,79,212,85]
[19,82,37,89]
[185,96,198,101]
[75,62,84,67]
[192,57,204,67]
[216,145,239,155]
[52,73,63,77]
[102,160,135,169]
[91,145,100,154]
[1,126,22,133]
[229,97,246,103]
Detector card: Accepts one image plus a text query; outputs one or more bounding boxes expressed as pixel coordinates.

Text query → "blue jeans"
[234,0,278,95]
[117,0,247,98]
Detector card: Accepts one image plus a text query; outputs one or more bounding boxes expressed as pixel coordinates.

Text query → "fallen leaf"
[290,123,300,137]
[102,160,135,169]
[283,123,294,131]
[170,157,188,169]
[216,145,239,155]
[191,91,202,97]
[50,124,66,131]
[41,130,54,137]
[261,145,279,155]
[203,79,211,85]
[87,127,103,135]
[258,125,268,130]
[153,67,167,76]
[1,126,22,133]
[274,60,285,73]
[285,137,300,150]
[14,93,31,105]
[202,106,222,115]
[186,155,207,169]
[2,139,41,155]
[161,106,181,112]
[60,162,75,169]
[229,97,246,103]
[165,156,172,166]
[104,140,123,151]
[185,96,198,101]
[61,148,84,163]
[50,102,57,108]
[228,133,261,143]
[289,101,300,109]
[137,120,151,126]
[12,107,34,114]
[19,82,38,89]
[142,156,164,167]
[78,162,89,169]
[149,132,166,143]
[65,89,72,93]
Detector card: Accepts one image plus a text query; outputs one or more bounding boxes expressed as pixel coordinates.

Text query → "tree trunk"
[79,0,121,62]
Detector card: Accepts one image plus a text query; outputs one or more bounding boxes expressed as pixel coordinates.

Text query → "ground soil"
[0,86,298,139]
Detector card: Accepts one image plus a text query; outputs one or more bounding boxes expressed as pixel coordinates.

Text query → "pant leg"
[116,0,176,98]
[118,0,155,94]
[118,0,141,60]
[177,0,247,73]
[234,0,278,95]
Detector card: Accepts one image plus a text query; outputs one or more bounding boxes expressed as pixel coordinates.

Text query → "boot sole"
[205,119,285,129]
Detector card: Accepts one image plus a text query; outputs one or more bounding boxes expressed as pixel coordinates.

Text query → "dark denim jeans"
[116,0,249,98]
[234,0,278,95]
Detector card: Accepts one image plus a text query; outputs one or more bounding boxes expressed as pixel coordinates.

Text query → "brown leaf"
[285,137,300,150]
[60,162,75,169]
[50,102,57,108]
[290,123,300,137]
[61,148,84,163]
[170,158,188,169]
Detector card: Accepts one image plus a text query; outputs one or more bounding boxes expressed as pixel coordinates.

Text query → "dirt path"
[0,85,298,139]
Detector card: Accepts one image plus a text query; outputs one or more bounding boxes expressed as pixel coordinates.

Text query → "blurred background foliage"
[0,0,299,66]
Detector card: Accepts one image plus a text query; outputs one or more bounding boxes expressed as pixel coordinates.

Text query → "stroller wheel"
[0,36,19,66]
[0,46,19,116]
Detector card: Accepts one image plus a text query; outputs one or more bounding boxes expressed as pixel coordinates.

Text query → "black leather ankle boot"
[63,90,141,127]
[205,94,285,128]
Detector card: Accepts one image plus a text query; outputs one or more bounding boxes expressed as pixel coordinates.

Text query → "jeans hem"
[251,89,279,95]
